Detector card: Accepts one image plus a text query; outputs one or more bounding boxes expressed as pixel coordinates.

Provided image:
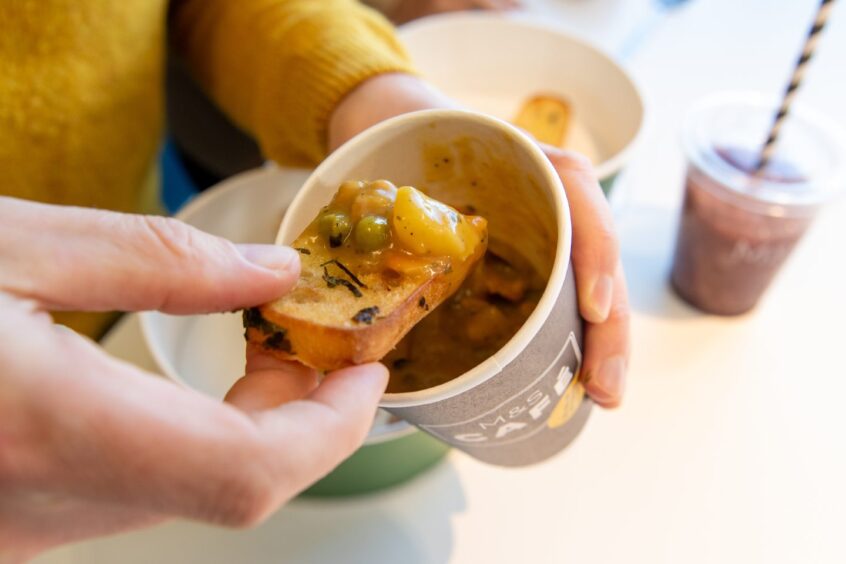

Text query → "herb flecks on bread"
[244,179,488,371]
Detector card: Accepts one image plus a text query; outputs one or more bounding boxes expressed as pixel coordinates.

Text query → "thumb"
[224,352,320,411]
[0,197,299,313]
[250,363,390,495]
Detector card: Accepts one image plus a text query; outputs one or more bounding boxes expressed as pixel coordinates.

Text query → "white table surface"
[37,0,846,563]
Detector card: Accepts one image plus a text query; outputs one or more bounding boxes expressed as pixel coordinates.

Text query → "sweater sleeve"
[171,0,415,167]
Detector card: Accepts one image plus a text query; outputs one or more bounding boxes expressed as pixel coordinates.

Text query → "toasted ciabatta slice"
[512,94,573,147]
[244,179,487,371]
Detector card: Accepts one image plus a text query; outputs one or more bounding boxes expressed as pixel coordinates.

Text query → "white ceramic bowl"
[399,12,644,185]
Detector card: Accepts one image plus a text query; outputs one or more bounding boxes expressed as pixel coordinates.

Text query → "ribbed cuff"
[253,8,416,166]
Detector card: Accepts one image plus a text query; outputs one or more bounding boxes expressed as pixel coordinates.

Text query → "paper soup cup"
[278,110,591,466]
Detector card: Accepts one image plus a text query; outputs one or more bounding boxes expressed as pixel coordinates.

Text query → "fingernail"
[590,356,626,404]
[587,275,613,322]
[237,244,299,273]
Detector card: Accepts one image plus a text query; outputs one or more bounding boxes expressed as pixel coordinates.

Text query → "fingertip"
[583,374,623,409]
[582,356,626,409]
[308,363,389,419]
[240,364,389,497]
[579,274,614,324]
[543,145,594,176]
[236,244,300,291]
[225,367,319,411]
[588,392,622,410]
[306,364,389,454]
[237,244,299,271]
[323,363,390,397]
[245,347,309,374]
[230,350,319,411]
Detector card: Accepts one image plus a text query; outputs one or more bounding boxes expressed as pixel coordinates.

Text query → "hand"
[540,147,630,408]
[0,197,388,560]
[329,74,630,407]
[386,0,522,24]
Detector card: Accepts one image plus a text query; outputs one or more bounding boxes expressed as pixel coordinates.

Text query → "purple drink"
[671,93,845,315]
[672,148,812,315]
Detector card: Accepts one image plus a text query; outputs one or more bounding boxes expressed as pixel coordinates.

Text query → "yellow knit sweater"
[0,0,413,336]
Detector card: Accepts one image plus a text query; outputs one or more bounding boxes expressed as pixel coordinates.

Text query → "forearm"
[171,0,415,166]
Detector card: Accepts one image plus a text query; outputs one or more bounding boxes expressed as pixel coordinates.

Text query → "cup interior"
[278,110,572,406]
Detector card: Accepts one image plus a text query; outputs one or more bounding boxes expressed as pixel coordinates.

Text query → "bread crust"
[244,241,485,371]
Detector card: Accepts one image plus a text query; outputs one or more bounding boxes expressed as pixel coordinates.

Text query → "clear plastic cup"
[671,92,846,315]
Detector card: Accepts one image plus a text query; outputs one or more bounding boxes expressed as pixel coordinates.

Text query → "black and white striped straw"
[757,0,836,172]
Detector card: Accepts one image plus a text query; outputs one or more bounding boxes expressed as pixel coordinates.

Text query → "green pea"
[318,211,352,248]
[354,215,390,251]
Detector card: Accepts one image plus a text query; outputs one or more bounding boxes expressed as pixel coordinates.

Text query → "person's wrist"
[328,73,457,151]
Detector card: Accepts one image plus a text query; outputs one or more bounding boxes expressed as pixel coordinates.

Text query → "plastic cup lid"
[682,91,846,210]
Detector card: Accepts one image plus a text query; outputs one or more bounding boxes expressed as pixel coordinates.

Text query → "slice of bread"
[513,94,572,147]
[244,183,487,371]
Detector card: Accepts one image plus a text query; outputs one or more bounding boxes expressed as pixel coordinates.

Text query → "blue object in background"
[159,137,200,214]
